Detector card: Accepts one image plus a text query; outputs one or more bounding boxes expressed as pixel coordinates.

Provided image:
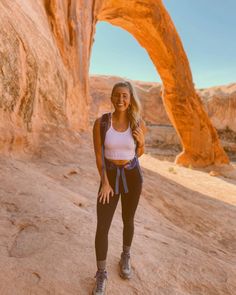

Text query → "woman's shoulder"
[93,112,111,129]
[93,117,102,133]
[94,116,101,125]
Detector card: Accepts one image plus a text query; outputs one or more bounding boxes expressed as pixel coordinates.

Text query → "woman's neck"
[112,110,129,122]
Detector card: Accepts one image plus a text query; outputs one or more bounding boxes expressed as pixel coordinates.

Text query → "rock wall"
[0,0,229,166]
[0,0,92,153]
[198,84,236,132]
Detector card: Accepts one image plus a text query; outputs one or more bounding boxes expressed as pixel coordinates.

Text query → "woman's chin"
[114,107,128,112]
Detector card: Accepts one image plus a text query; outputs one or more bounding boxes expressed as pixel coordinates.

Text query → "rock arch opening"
[92,0,229,167]
[89,21,161,83]
[0,0,229,167]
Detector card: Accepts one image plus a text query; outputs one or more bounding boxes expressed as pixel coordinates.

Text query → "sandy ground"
[0,129,236,295]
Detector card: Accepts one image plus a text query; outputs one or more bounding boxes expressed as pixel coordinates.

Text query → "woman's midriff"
[105,158,131,166]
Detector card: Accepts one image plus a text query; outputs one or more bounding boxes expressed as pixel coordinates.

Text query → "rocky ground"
[0,128,236,295]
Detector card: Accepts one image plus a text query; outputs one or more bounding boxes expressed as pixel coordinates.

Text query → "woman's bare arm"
[93,117,114,204]
[93,117,109,185]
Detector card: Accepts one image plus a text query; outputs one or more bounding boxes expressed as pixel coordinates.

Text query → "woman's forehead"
[113,86,130,94]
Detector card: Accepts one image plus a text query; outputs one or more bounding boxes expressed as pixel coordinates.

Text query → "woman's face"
[111,86,131,112]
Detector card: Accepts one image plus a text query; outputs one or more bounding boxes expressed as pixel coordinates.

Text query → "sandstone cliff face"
[0,0,229,166]
[0,0,92,153]
[198,84,236,132]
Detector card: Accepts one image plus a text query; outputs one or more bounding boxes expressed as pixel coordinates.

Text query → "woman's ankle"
[123,245,131,254]
[97,259,106,271]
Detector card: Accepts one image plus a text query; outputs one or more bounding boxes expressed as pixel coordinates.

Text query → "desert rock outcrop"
[0,0,229,167]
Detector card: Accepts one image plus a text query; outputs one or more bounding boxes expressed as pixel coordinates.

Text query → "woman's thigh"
[96,170,120,228]
[120,167,142,219]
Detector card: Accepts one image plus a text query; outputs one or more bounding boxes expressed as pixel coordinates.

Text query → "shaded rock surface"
[0,131,235,294]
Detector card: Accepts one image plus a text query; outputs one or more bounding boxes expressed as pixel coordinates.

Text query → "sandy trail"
[0,130,235,295]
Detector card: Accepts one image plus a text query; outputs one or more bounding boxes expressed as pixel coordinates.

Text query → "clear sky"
[89,0,236,88]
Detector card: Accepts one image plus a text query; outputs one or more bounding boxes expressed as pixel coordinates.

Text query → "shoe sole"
[119,271,132,280]
[92,287,106,295]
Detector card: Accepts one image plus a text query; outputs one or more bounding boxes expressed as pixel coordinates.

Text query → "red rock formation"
[0,0,229,167]
[0,0,91,152]
[198,83,236,132]
[94,0,229,167]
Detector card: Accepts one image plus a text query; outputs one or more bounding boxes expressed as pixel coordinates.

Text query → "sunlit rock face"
[0,0,229,166]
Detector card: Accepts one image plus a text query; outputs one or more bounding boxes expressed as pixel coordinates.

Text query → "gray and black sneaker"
[92,269,107,295]
[119,252,132,279]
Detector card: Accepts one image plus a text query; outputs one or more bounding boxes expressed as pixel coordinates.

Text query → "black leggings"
[95,163,142,261]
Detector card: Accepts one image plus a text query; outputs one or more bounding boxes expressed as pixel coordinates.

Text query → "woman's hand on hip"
[98,182,114,204]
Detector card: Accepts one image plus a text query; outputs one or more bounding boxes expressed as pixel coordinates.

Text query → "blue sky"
[89,0,236,88]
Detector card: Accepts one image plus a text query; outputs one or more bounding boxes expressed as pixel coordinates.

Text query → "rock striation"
[0,0,229,166]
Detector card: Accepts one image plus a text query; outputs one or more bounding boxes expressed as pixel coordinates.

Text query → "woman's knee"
[96,223,110,236]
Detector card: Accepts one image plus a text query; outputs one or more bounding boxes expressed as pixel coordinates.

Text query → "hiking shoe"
[92,269,107,295]
[119,252,132,279]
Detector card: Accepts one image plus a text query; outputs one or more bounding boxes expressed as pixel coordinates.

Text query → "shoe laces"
[94,270,107,291]
[122,252,130,269]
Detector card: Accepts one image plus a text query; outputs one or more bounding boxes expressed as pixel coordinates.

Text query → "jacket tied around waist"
[104,155,143,195]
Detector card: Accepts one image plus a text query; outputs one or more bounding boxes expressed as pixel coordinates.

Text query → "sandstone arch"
[0,0,229,167]
[93,0,229,167]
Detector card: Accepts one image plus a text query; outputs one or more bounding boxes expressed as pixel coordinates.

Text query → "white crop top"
[104,116,136,160]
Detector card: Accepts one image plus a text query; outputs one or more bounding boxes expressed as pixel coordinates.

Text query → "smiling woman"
[91,81,146,294]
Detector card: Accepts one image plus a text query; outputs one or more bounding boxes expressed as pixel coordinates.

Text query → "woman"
[92,81,146,295]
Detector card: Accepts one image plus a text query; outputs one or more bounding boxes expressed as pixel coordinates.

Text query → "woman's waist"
[104,156,138,170]
[105,158,131,166]
[104,149,135,162]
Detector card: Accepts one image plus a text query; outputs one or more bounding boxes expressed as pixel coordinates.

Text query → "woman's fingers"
[103,194,108,204]
[134,127,142,134]
[104,192,110,204]
[99,191,111,204]
[133,129,143,139]
[98,187,114,204]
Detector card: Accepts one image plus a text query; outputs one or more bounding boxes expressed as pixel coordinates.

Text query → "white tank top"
[104,115,136,160]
